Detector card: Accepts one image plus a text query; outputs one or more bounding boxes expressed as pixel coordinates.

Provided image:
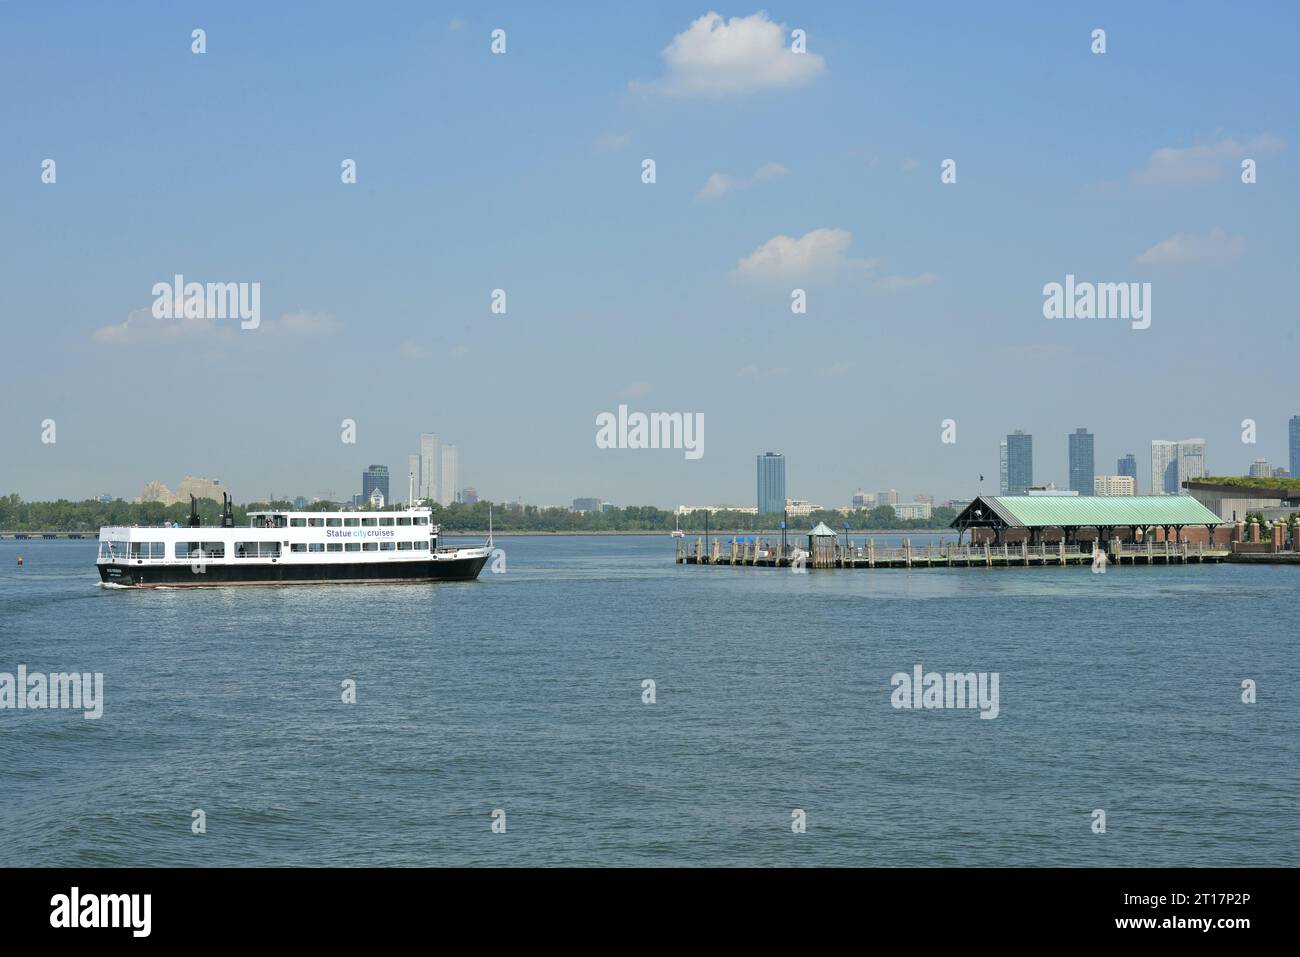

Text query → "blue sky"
[2,1,1297,507]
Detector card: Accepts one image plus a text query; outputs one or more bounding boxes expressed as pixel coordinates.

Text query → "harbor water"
[1,535,1296,866]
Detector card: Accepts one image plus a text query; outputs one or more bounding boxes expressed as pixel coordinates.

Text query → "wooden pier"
[676,537,1230,569]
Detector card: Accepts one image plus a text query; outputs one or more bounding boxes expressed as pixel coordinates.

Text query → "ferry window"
[397,541,412,550]
[397,517,411,526]
[379,541,396,551]
[177,542,225,559]
[326,518,342,527]
[308,543,325,553]
[236,542,281,558]
[326,543,343,553]
[290,518,306,527]
[414,517,428,526]
[308,518,324,527]
[344,543,361,552]
[344,518,359,527]
[361,518,377,527]
[290,543,308,553]
[362,542,378,551]
[274,515,287,528]
[413,540,428,550]
[379,517,394,526]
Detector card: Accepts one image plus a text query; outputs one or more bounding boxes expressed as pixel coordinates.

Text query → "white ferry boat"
[96,495,491,588]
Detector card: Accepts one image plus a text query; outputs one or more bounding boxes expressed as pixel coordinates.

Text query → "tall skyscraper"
[1177,438,1206,489]
[756,452,786,514]
[362,464,389,505]
[1068,428,1095,496]
[407,454,420,504]
[1151,439,1205,494]
[419,433,438,502]
[1290,415,1300,478]
[1117,453,1138,490]
[439,445,459,506]
[1006,431,1033,494]
[1150,440,1178,495]
[999,441,1008,494]
[1249,458,1272,477]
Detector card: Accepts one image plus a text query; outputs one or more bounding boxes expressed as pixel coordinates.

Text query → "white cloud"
[732,228,874,282]
[93,306,340,345]
[633,11,825,98]
[696,161,787,200]
[1135,226,1245,265]
[1133,134,1284,187]
[732,228,937,291]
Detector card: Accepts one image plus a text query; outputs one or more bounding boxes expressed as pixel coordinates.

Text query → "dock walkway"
[676,538,1230,568]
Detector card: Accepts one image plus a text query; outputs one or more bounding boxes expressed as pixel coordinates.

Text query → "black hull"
[98,556,489,588]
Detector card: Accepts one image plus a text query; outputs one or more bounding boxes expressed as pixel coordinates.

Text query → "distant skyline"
[2,3,1298,507]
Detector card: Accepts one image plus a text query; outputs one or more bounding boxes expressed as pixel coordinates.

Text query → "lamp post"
[780,513,787,558]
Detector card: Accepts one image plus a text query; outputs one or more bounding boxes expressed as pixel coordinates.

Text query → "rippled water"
[1,535,1296,866]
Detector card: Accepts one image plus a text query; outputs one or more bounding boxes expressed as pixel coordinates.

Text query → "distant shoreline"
[2,528,957,540]
[441,528,957,537]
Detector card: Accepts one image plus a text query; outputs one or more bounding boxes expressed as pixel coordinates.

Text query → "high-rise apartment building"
[1094,475,1136,496]
[1068,428,1095,496]
[419,433,438,503]
[362,465,389,505]
[1117,453,1138,490]
[1006,431,1033,494]
[757,452,786,514]
[439,445,459,506]
[1151,438,1205,494]
[999,441,1008,494]
[1290,416,1300,479]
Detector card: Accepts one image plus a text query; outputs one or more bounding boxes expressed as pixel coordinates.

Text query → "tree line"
[0,494,957,533]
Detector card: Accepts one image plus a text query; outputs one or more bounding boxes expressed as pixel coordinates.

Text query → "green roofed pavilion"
[951,495,1221,545]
